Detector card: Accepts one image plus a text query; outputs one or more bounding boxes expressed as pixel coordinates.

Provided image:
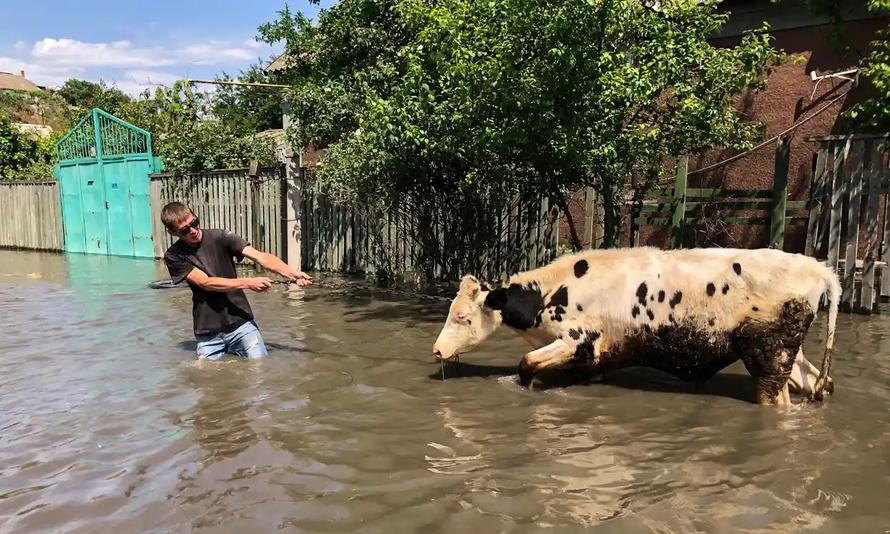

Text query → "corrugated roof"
[0,72,41,92]
[266,54,291,72]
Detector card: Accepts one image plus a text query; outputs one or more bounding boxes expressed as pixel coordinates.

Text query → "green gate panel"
[78,161,109,255]
[57,162,86,254]
[102,157,135,257]
[54,108,156,259]
[126,156,154,259]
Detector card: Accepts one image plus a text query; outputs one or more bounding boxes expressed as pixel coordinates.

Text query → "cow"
[432,246,840,406]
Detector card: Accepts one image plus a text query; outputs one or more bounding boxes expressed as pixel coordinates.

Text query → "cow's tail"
[810,263,841,402]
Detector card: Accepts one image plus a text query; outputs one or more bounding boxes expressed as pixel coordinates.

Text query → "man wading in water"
[161,201,313,360]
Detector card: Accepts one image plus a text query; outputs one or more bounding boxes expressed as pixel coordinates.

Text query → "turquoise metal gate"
[54,109,163,258]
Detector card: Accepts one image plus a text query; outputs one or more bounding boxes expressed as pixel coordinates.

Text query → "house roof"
[266,54,291,73]
[0,71,41,92]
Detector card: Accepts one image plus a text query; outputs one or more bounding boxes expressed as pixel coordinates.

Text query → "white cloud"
[2,36,278,96]
[25,37,270,72]
[0,55,76,90]
[31,38,175,68]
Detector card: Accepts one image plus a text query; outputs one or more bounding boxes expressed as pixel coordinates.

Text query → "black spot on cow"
[658,290,666,303]
[752,306,760,312]
[467,319,472,325]
[669,291,683,308]
[632,305,641,319]
[708,318,715,327]
[722,283,729,295]
[484,282,544,330]
[571,330,602,364]
[706,282,716,297]
[577,304,583,312]
[549,286,569,308]
[568,328,581,340]
[668,313,675,323]
[733,262,742,276]
[552,305,566,322]
[636,282,649,306]
[574,259,589,278]
[647,309,655,321]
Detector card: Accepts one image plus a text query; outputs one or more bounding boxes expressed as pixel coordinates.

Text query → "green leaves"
[264,0,784,247]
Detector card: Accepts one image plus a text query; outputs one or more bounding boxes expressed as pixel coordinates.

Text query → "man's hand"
[243,277,273,292]
[284,269,314,287]
[240,246,314,287]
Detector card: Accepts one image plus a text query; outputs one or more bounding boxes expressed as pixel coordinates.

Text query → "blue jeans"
[195,320,268,360]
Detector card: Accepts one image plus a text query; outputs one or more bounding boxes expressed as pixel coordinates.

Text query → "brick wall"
[559,6,888,253]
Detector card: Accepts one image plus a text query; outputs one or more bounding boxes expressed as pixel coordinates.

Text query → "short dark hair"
[161,202,193,231]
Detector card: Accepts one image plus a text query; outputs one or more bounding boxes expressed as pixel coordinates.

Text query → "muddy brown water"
[1,249,890,533]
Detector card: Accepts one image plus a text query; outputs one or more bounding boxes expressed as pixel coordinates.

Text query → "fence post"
[282,158,302,269]
[770,136,791,249]
[670,156,688,249]
[248,161,262,253]
[805,142,830,257]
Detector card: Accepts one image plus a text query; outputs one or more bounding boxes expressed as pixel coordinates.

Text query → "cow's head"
[433,274,502,360]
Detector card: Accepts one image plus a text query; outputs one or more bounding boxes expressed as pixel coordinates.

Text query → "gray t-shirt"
[164,229,255,337]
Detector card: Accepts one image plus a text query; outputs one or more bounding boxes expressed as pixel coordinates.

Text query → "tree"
[259,0,786,264]
[55,79,131,117]
[120,81,279,174]
[212,60,285,135]
[0,110,40,180]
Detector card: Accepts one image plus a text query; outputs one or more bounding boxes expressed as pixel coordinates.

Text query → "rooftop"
[0,71,42,92]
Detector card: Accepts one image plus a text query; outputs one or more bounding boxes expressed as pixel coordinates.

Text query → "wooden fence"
[300,186,560,282]
[0,181,63,251]
[631,141,808,250]
[148,166,560,282]
[148,167,285,259]
[805,134,890,314]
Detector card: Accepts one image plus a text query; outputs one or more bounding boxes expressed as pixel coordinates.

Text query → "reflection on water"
[1,249,889,533]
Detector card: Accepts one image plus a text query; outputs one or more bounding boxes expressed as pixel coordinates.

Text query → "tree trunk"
[602,182,617,248]
[555,192,583,251]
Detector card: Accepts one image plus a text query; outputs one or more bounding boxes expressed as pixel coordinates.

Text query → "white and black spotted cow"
[432,246,840,406]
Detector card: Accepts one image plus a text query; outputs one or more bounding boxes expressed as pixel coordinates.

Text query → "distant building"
[0,70,43,92]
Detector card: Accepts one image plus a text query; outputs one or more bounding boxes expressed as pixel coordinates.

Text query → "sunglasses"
[175,217,200,236]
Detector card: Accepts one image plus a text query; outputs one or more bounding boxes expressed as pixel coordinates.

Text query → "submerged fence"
[804,134,890,314]
[0,181,63,251]
[148,166,560,282]
[300,188,561,283]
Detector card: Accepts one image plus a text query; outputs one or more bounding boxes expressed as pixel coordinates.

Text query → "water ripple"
[1,250,889,533]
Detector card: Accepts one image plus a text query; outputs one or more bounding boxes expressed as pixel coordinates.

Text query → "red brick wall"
[559,16,889,253]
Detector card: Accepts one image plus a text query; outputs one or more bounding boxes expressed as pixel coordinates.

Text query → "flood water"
[2,249,890,533]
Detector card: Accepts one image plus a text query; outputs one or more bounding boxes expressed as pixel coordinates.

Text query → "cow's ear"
[484,288,508,311]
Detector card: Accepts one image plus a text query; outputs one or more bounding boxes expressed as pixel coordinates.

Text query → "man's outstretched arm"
[185,266,273,293]
[241,246,314,286]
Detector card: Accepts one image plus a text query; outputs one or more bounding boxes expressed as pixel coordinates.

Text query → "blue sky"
[0,0,336,96]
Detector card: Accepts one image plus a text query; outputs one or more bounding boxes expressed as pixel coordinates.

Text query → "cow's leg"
[787,347,834,396]
[742,348,797,406]
[518,338,578,389]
